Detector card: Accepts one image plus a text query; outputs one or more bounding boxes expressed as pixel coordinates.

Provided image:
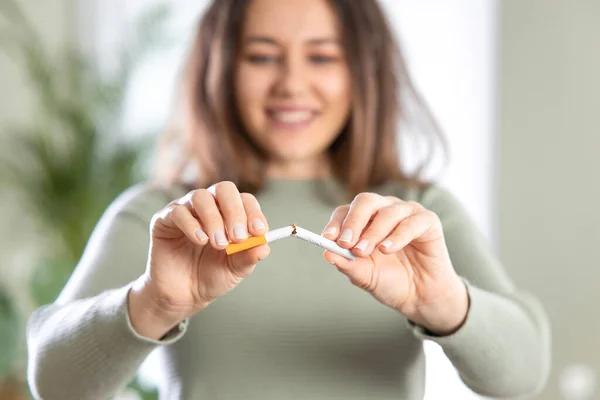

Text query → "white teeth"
[271,111,313,123]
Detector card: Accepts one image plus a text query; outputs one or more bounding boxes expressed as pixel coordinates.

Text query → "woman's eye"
[247,55,279,64]
[309,55,337,64]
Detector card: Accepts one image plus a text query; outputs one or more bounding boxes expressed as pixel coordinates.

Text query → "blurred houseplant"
[0,1,171,398]
[0,286,22,399]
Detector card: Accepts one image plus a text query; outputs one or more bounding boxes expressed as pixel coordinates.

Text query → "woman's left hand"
[322,192,469,336]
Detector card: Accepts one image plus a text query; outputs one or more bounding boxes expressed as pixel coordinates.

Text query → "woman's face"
[234,0,351,172]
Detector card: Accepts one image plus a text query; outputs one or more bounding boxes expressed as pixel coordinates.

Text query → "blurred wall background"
[499,0,600,399]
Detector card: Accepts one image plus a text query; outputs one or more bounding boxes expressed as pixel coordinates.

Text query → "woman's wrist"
[408,277,470,336]
[127,278,188,340]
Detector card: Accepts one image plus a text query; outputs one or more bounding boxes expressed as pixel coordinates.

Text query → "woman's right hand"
[128,181,270,339]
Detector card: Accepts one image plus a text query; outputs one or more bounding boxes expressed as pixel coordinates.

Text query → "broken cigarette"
[291,225,356,260]
[225,224,356,260]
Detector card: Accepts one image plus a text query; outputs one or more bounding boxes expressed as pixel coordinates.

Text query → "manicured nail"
[252,219,265,231]
[339,229,353,243]
[233,223,248,239]
[355,239,369,251]
[195,228,208,242]
[380,240,393,250]
[322,226,337,236]
[214,229,229,246]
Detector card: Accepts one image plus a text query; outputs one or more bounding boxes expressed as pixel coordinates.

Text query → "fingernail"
[339,229,353,243]
[252,219,265,231]
[355,239,369,251]
[214,229,229,246]
[380,240,393,250]
[233,223,248,239]
[322,226,337,236]
[195,228,208,242]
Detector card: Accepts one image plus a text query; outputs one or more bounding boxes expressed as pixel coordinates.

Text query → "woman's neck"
[265,156,332,180]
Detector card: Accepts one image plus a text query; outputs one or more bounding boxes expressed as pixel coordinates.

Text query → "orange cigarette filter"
[225,235,267,255]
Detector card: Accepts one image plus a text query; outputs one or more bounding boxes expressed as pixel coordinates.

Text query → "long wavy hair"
[155,0,446,200]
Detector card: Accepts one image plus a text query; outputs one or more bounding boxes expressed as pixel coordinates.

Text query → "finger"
[190,188,229,249]
[321,204,349,240]
[323,249,353,268]
[240,192,269,236]
[169,204,209,245]
[176,189,201,217]
[378,211,441,254]
[337,192,394,249]
[214,181,249,243]
[323,250,377,291]
[228,244,271,277]
[352,201,420,257]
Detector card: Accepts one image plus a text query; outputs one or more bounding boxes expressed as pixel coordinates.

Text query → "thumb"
[228,244,270,276]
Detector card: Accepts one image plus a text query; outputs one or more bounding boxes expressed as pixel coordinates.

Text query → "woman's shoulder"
[374,179,466,220]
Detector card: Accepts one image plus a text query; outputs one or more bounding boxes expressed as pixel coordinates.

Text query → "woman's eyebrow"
[244,36,279,45]
[243,36,340,46]
[306,37,340,45]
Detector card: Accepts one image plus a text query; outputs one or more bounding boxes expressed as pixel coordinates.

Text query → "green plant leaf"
[0,0,29,30]
[0,288,19,377]
[29,259,74,306]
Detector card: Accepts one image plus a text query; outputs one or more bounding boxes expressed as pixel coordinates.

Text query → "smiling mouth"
[269,110,314,123]
[266,109,318,129]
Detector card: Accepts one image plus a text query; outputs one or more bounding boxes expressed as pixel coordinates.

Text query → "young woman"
[26,0,550,399]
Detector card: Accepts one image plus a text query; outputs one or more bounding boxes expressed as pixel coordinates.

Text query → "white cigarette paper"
[292,226,356,260]
[261,224,356,260]
[264,225,295,242]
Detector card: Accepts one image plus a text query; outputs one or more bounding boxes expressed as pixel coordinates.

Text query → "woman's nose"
[273,56,309,97]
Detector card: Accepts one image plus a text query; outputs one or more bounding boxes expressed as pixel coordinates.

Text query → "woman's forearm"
[27,285,180,400]
[412,283,551,398]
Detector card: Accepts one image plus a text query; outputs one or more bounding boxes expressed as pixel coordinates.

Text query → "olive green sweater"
[26,178,550,399]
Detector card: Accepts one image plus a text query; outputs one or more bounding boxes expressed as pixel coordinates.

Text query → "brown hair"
[156,0,446,200]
